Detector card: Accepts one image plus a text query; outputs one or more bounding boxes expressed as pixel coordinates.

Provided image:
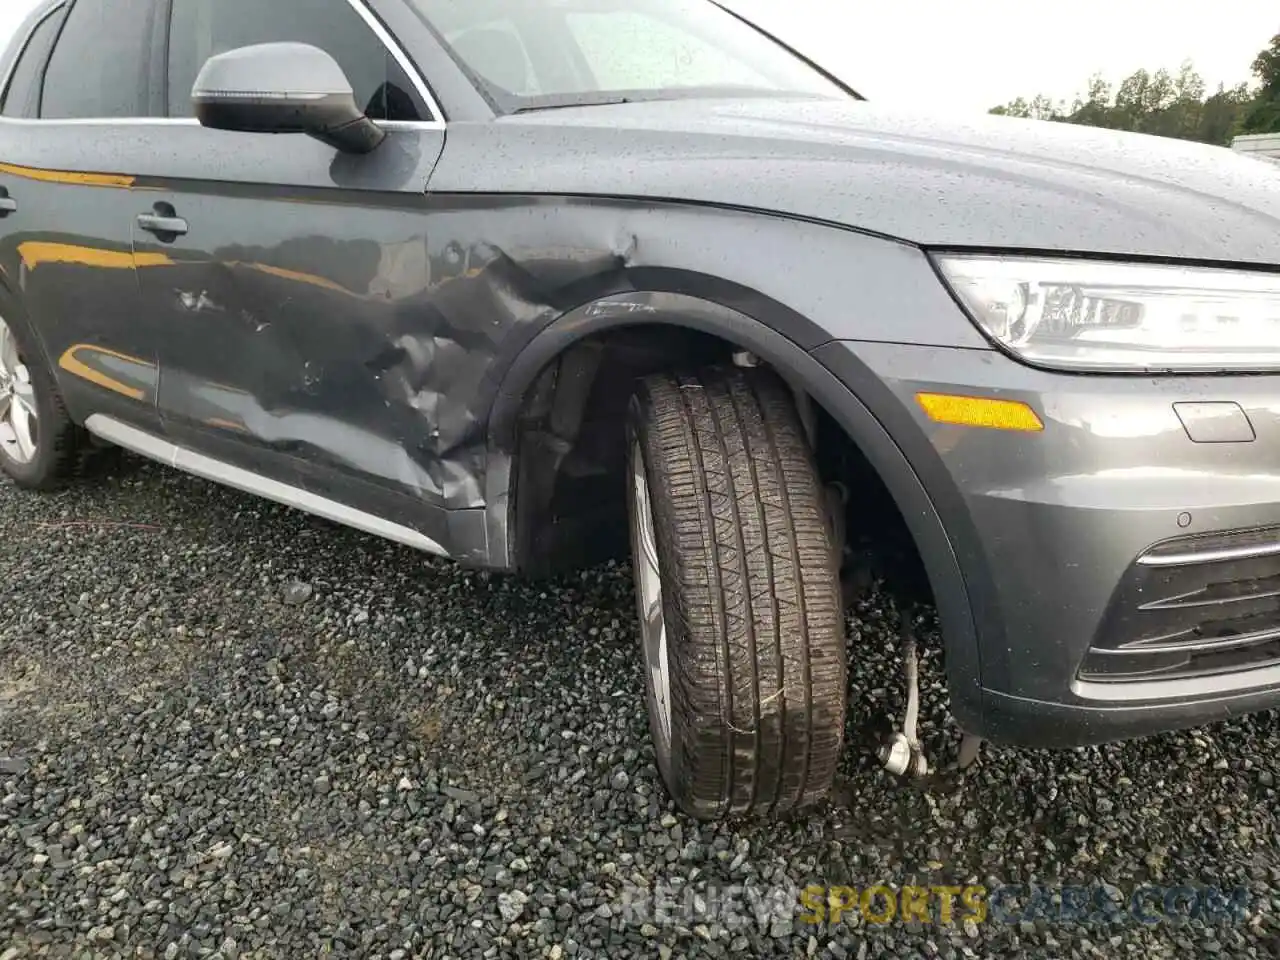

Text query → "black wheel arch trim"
[485,289,986,732]
[0,272,62,398]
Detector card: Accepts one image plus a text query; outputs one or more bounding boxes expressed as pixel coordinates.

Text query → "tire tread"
[630,366,846,819]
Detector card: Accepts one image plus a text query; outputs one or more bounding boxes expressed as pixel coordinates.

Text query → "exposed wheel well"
[507,322,931,605]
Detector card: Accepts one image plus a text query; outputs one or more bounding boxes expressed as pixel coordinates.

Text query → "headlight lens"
[936,255,1280,372]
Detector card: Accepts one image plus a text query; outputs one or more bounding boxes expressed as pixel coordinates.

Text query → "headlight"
[935,255,1280,372]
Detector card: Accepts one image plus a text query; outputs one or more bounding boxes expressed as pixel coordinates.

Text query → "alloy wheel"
[630,441,673,752]
[0,316,37,465]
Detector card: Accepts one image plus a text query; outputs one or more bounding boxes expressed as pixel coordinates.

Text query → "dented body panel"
[6,0,1280,752]
[0,109,977,570]
[130,125,463,552]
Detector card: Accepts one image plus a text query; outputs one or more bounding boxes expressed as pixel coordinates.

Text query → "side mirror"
[192,42,386,154]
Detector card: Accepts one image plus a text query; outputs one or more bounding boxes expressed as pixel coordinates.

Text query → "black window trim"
[0,0,445,127]
[0,0,68,115]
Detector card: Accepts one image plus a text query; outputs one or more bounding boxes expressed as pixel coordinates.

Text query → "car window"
[167,0,427,122]
[1,6,67,119]
[41,0,154,119]
[411,0,848,114]
[444,21,541,97]
[564,11,770,92]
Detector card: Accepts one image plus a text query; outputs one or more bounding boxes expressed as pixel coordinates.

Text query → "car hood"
[436,98,1280,266]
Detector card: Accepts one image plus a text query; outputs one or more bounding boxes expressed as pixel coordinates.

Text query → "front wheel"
[627,366,847,820]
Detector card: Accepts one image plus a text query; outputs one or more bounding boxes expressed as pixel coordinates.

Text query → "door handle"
[137,213,188,239]
[137,202,188,241]
[0,189,16,217]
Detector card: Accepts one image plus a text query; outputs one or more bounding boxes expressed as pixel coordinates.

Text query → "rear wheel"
[627,366,847,820]
[0,311,84,490]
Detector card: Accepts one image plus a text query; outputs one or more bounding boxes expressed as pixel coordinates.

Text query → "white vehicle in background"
[1232,132,1280,164]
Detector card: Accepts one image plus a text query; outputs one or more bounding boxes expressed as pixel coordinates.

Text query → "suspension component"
[878,610,929,779]
[956,733,983,771]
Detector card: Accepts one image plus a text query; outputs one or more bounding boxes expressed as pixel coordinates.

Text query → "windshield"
[407,0,851,113]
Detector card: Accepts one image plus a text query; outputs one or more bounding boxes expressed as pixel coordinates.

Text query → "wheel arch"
[0,269,56,379]
[484,287,983,728]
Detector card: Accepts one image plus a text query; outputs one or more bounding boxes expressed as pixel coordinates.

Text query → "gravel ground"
[2,456,1279,959]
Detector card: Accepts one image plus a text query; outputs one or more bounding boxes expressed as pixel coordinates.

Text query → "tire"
[0,308,84,490]
[627,365,847,820]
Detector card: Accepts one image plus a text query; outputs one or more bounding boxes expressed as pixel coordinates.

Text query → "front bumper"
[814,339,1280,748]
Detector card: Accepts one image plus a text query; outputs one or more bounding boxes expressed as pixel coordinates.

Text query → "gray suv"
[2,0,1279,821]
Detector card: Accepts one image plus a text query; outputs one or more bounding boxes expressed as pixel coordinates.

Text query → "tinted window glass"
[565,12,772,92]
[2,7,66,118]
[167,0,425,121]
[412,0,846,114]
[445,20,540,96]
[41,0,154,119]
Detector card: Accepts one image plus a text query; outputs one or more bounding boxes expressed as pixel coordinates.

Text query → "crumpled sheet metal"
[150,193,903,568]
[157,201,634,516]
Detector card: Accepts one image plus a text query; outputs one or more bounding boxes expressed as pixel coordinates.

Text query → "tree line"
[990,31,1279,144]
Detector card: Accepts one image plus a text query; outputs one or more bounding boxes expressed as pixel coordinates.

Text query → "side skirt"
[84,414,450,559]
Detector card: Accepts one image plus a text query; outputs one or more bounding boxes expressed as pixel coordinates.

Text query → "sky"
[0,0,1275,115]
[729,0,1277,112]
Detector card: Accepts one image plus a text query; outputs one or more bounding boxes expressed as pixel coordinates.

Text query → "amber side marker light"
[915,392,1045,432]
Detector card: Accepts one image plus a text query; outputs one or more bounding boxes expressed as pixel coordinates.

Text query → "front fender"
[486,283,985,733]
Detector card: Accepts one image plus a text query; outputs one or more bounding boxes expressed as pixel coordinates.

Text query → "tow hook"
[878,612,929,779]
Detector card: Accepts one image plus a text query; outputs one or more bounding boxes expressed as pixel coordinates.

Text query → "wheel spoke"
[13,391,36,422]
[10,393,36,461]
[631,441,672,749]
[13,369,35,404]
[634,465,661,577]
[639,512,660,577]
[0,318,38,465]
[0,323,13,378]
[644,593,663,630]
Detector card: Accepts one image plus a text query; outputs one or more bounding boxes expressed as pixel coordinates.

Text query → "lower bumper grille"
[1080,527,1280,683]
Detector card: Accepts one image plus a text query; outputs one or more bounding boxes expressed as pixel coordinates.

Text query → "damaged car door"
[134,0,451,549]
